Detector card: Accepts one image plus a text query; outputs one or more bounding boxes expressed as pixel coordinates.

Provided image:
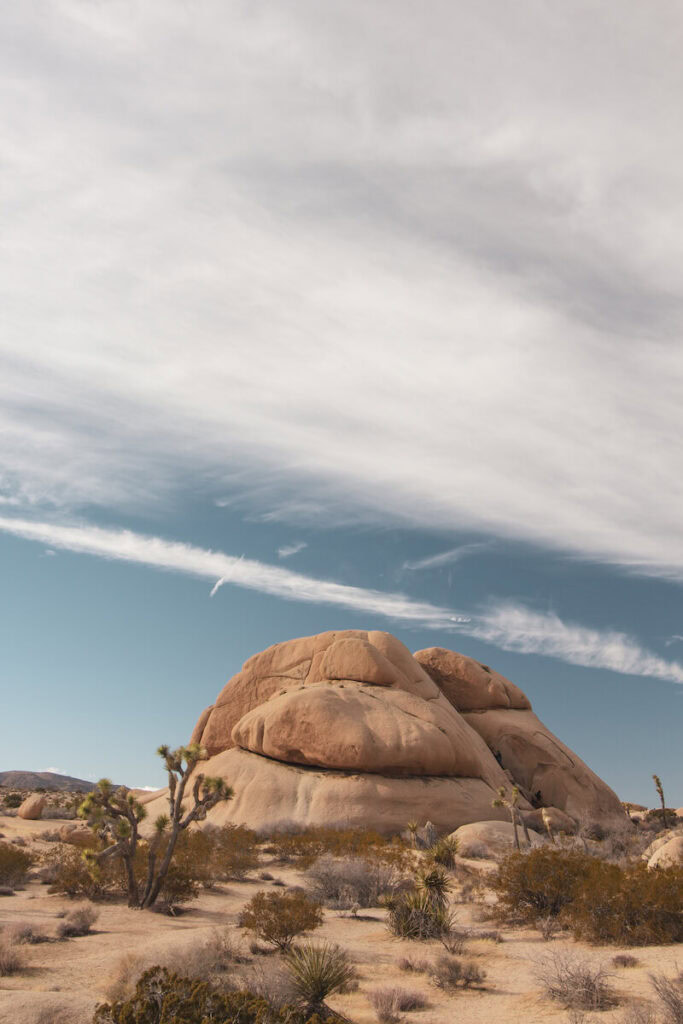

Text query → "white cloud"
[0,4,682,579]
[470,603,683,686]
[1,514,682,686]
[278,541,307,559]
[403,542,491,571]
[665,635,683,647]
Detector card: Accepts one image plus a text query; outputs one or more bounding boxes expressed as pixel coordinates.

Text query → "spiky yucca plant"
[427,836,458,869]
[284,941,356,1012]
[415,865,451,909]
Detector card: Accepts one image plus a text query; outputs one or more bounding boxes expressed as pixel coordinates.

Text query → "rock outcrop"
[648,835,683,869]
[143,630,624,835]
[414,647,624,823]
[450,820,543,858]
[17,794,46,820]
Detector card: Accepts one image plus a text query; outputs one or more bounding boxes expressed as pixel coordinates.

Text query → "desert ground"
[1,806,682,1024]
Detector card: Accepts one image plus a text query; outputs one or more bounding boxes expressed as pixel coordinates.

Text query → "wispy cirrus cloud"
[0,4,682,581]
[1,514,682,686]
[278,541,308,559]
[403,542,492,572]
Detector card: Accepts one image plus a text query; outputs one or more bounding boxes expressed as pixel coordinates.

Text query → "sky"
[0,1,681,803]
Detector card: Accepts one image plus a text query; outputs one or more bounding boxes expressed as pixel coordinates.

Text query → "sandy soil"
[1,814,681,1024]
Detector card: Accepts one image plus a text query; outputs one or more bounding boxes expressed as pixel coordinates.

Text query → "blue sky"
[1,2,682,804]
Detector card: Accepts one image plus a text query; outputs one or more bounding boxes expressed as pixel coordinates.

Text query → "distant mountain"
[0,770,98,792]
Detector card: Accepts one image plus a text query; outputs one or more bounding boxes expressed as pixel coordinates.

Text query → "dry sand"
[1,813,681,1024]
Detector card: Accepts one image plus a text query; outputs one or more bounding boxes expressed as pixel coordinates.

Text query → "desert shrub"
[93,966,325,1024]
[580,821,608,842]
[492,848,594,922]
[426,837,458,869]
[429,954,486,990]
[3,921,49,944]
[2,794,22,809]
[239,890,323,950]
[284,941,357,1012]
[613,955,640,968]
[0,935,23,975]
[645,808,679,826]
[650,971,683,1024]
[263,827,411,870]
[440,927,469,954]
[305,854,400,908]
[369,986,428,1022]
[46,845,111,899]
[212,824,259,879]
[564,861,683,945]
[397,955,429,973]
[102,952,147,1003]
[536,952,615,1011]
[0,841,33,887]
[386,889,453,940]
[56,903,98,938]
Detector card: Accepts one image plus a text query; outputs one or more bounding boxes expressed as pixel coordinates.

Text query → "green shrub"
[386,889,453,940]
[492,848,593,923]
[564,861,683,945]
[212,824,259,879]
[2,794,22,809]
[263,828,411,870]
[239,890,324,950]
[494,848,683,945]
[284,941,357,1012]
[93,966,332,1024]
[46,846,110,899]
[0,842,33,887]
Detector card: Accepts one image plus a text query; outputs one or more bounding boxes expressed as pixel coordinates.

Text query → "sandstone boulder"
[451,820,543,858]
[415,647,625,824]
[648,836,683,869]
[17,795,45,820]
[142,746,513,835]
[522,806,577,835]
[642,827,683,862]
[232,680,503,779]
[144,630,623,836]
[58,823,93,847]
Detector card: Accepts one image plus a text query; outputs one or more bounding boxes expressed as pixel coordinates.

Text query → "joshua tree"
[652,774,669,829]
[541,806,557,845]
[80,743,232,909]
[492,785,529,851]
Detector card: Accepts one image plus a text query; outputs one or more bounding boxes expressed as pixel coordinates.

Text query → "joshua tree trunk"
[509,807,520,851]
[653,774,668,829]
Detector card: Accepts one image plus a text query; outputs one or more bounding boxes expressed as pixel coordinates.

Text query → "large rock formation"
[414,647,624,823]
[143,630,624,835]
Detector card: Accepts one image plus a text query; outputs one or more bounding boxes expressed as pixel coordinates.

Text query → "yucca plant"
[387,889,453,940]
[427,836,458,869]
[284,941,356,1013]
[415,866,451,909]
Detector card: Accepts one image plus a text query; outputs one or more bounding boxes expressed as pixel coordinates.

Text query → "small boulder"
[642,827,683,862]
[451,819,543,858]
[648,835,683,869]
[58,823,93,847]
[17,794,45,820]
[523,806,577,835]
